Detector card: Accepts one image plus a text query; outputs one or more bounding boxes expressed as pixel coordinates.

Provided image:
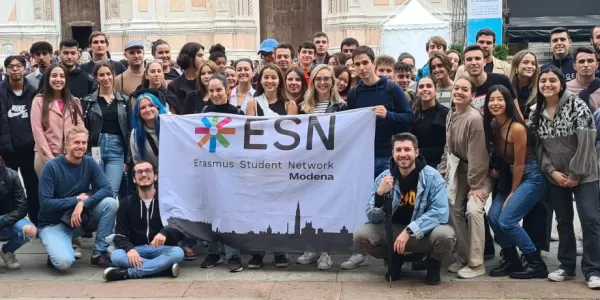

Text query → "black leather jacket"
[0,163,27,230]
[82,91,133,163]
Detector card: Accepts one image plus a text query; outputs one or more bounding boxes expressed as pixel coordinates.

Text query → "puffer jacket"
[82,91,132,163]
[0,163,27,230]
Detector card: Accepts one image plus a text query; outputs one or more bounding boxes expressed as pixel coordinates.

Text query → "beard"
[396,157,415,169]
[137,182,155,191]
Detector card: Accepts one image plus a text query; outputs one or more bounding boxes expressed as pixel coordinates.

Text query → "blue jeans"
[99,134,125,198]
[374,157,390,179]
[111,245,184,278]
[488,159,546,255]
[39,197,118,270]
[0,216,35,253]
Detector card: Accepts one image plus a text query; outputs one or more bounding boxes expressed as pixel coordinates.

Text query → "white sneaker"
[317,252,333,270]
[296,252,319,265]
[548,268,576,282]
[586,276,600,289]
[448,262,465,273]
[72,238,83,259]
[457,265,486,279]
[0,250,20,270]
[340,253,367,270]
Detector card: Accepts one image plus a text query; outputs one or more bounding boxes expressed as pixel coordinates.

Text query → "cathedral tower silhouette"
[294,201,301,235]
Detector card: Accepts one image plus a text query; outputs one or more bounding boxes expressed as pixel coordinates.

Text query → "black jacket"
[297,99,347,114]
[0,163,27,230]
[82,91,132,163]
[80,60,127,77]
[410,102,449,168]
[202,101,245,115]
[0,77,37,156]
[36,66,98,98]
[182,89,206,114]
[167,74,197,110]
[114,193,183,252]
[131,85,180,114]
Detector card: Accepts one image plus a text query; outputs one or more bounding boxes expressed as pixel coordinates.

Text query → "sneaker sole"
[102,267,115,281]
[247,264,263,269]
[201,259,224,268]
[317,265,332,270]
[172,264,180,278]
[229,266,244,272]
[296,260,318,265]
[274,263,288,268]
[457,269,486,279]
[548,275,576,282]
[184,257,196,261]
[340,261,368,270]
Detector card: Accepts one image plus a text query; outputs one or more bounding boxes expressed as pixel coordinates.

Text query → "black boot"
[424,257,442,285]
[509,250,548,279]
[489,247,523,277]
[384,253,404,281]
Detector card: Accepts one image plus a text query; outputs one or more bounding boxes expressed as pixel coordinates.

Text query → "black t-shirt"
[517,86,532,118]
[98,96,121,135]
[164,69,180,81]
[391,159,425,225]
[472,73,515,113]
[484,61,494,73]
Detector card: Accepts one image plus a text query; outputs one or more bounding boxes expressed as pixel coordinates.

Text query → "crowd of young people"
[0,25,600,289]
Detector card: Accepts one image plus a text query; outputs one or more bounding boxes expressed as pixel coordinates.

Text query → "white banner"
[158,109,375,251]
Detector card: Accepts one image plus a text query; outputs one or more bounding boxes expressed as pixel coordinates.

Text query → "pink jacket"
[30,96,84,163]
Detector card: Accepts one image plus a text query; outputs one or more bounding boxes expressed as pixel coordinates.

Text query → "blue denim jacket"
[365,165,449,239]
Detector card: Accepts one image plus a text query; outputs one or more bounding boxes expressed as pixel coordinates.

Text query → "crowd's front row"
[0,74,599,289]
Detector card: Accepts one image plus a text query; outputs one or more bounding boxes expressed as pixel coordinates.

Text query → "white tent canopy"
[379,0,451,69]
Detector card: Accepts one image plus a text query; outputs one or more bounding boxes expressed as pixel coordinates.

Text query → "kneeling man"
[103,161,184,281]
[354,133,455,285]
[38,127,117,270]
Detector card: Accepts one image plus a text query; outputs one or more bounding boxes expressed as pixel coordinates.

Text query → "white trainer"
[340,253,368,270]
[0,250,20,270]
[586,276,600,289]
[548,268,576,282]
[296,252,319,265]
[317,252,333,270]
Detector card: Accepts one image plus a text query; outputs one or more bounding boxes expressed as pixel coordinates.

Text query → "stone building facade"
[0,0,452,60]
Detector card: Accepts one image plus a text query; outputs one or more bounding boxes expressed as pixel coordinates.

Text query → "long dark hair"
[483,85,532,153]
[41,64,81,125]
[529,66,567,134]
[333,65,351,97]
[284,66,308,102]
[254,64,287,102]
[412,77,437,119]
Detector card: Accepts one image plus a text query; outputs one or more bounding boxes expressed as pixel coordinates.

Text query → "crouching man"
[38,127,117,270]
[103,161,184,281]
[0,159,37,269]
[354,133,456,285]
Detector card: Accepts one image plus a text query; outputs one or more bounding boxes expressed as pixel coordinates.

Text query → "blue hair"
[132,93,169,160]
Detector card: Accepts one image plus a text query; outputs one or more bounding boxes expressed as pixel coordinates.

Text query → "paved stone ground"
[0,237,596,299]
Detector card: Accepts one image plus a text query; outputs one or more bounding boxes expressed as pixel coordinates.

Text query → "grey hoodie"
[528,90,598,185]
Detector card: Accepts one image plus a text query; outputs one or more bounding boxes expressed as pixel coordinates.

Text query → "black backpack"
[346,79,398,112]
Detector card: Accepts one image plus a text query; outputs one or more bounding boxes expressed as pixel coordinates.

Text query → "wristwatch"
[405,227,413,234]
[76,195,84,203]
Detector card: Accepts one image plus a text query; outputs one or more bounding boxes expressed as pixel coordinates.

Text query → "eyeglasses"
[314,76,332,82]
[7,64,24,69]
[135,169,154,175]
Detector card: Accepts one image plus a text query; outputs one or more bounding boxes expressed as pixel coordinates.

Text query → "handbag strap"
[146,132,159,157]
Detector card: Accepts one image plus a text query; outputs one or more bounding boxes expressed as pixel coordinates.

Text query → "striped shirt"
[313,101,329,114]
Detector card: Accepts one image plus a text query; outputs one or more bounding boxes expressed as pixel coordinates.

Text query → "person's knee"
[465,202,484,219]
[50,255,75,270]
[353,225,373,245]
[170,247,185,263]
[431,226,456,249]
[99,197,118,213]
[497,216,518,232]
[111,249,128,264]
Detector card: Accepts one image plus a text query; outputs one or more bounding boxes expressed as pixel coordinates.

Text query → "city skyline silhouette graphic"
[195,116,236,153]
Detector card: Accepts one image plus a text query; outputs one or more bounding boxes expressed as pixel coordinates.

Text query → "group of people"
[0,24,599,289]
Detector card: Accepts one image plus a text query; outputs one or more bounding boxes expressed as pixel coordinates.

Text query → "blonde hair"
[301,65,344,113]
[65,126,89,143]
[510,50,539,107]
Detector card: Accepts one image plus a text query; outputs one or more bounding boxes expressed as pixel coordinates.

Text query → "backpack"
[578,78,600,108]
[346,79,398,112]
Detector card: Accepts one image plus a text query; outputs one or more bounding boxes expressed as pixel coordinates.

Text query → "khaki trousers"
[353,223,456,261]
[34,152,51,178]
[448,167,493,267]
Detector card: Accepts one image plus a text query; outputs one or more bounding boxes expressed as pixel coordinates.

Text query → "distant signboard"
[466,0,503,44]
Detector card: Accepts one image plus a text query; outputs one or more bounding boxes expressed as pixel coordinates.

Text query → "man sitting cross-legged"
[354,133,456,285]
[103,161,184,281]
[38,127,117,270]
[0,159,37,269]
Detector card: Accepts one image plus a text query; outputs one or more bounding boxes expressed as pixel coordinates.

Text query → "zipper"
[145,202,150,244]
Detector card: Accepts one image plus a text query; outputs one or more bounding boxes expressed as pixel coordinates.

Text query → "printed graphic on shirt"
[399,190,416,208]
[7,105,28,118]
[472,94,486,113]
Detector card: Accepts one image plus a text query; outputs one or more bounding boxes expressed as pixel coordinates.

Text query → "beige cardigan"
[454,56,512,80]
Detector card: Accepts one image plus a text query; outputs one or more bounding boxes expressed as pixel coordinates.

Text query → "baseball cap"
[124,40,144,51]
[257,39,278,54]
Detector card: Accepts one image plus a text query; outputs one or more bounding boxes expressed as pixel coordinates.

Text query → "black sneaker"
[46,256,55,269]
[91,252,114,268]
[273,255,289,268]
[103,267,128,281]
[228,256,243,272]
[200,254,223,268]
[248,254,264,269]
